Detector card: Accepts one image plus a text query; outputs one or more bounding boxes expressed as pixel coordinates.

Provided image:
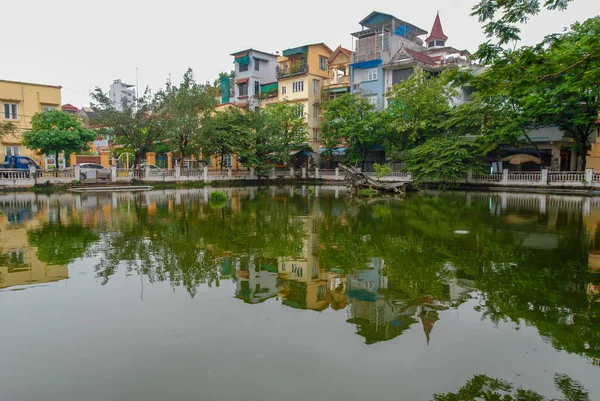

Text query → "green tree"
[386,69,457,152]
[159,68,217,159]
[22,110,96,166]
[246,102,308,174]
[90,87,164,166]
[201,106,251,170]
[471,0,574,62]
[321,94,387,170]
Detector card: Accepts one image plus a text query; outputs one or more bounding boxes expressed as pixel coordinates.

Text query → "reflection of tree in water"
[94,192,308,297]
[27,223,99,266]
[317,192,600,358]
[433,373,590,401]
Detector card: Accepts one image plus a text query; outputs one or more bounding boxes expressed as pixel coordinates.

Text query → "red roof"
[61,103,79,112]
[425,12,448,42]
[235,78,249,85]
[405,48,437,65]
[329,45,353,63]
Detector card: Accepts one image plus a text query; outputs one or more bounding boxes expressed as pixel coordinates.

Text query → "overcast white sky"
[3,0,598,107]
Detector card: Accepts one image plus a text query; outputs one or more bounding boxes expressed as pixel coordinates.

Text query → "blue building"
[350,11,427,109]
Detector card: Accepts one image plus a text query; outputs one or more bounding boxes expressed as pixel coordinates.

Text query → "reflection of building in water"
[277,215,347,311]
[0,212,68,289]
[346,260,475,345]
[233,256,279,304]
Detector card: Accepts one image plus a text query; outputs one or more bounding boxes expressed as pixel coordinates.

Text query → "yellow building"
[0,212,68,290]
[0,80,62,163]
[275,43,333,150]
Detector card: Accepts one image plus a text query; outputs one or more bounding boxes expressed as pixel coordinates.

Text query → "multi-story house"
[350,11,427,109]
[276,43,333,149]
[383,12,483,107]
[109,79,135,111]
[322,45,353,100]
[231,49,279,109]
[0,79,62,161]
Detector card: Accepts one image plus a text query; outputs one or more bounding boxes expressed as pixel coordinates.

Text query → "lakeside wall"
[2,166,600,193]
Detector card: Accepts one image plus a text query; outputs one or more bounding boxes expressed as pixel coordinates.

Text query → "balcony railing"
[277,63,308,78]
[323,76,350,87]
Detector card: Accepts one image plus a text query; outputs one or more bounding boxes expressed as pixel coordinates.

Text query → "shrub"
[372,163,392,180]
[358,187,377,197]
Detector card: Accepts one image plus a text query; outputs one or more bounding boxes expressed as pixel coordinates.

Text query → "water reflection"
[0,188,599,362]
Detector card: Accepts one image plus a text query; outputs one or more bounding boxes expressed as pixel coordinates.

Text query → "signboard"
[45,154,66,170]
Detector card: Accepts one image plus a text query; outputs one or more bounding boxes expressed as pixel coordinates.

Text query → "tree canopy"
[22,110,96,161]
[321,94,387,169]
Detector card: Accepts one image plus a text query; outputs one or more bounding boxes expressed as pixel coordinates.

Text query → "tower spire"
[425,12,448,46]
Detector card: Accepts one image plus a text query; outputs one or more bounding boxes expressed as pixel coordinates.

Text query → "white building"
[109,79,135,111]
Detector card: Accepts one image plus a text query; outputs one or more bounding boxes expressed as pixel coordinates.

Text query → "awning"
[282,46,308,57]
[350,59,382,69]
[290,150,312,156]
[318,147,346,155]
[235,78,249,85]
[329,87,349,93]
[261,264,278,273]
[260,82,278,94]
[235,54,250,65]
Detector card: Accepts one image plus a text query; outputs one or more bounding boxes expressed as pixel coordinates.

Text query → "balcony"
[323,75,350,87]
[277,62,308,79]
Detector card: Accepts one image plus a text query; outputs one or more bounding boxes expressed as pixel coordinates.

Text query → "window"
[313,79,319,94]
[294,104,304,118]
[254,81,260,96]
[5,146,20,156]
[223,154,232,167]
[319,56,327,71]
[254,58,260,71]
[312,104,320,121]
[238,83,248,97]
[292,80,304,93]
[42,105,56,113]
[436,40,445,47]
[366,95,378,106]
[282,86,287,95]
[3,103,18,120]
[367,68,378,81]
[312,128,319,142]
[239,63,248,72]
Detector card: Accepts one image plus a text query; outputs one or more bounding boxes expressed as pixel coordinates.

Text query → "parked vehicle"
[78,163,111,181]
[0,156,40,178]
[141,164,165,176]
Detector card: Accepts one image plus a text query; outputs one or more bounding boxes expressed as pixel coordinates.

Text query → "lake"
[0,187,599,401]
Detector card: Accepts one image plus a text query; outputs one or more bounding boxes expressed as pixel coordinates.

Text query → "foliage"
[386,70,457,152]
[321,94,387,169]
[91,86,164,166]
[404,136,486,182]
[0,122,16,139]
[158,68,217,158]
[372,163,391,180]
[246,102,308,174]
[433,373,589,401]
[201,106,251,170]
[358,187,377,197]
[471,0,574,62]
[22,110,96,161]
[28,222,99,265]
[210,190,228,203]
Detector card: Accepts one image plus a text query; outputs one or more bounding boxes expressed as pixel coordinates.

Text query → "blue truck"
[0,155,41,177]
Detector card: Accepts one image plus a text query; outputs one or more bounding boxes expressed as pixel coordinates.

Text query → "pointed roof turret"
[425,12,448,43]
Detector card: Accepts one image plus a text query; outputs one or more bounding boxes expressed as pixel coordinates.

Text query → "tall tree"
[321,94,387,170]
[22,110,96,165]
[201,106,251,170]
[159,68,218,159]
[90,87,164,166]
[245,102,308,174]
[471,0,574,62]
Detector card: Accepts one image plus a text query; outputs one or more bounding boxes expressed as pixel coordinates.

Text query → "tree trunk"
[55,151,59,177]
[521,129,542,162]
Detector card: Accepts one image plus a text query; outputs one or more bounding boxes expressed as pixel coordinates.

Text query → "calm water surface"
[0,187,599,401]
